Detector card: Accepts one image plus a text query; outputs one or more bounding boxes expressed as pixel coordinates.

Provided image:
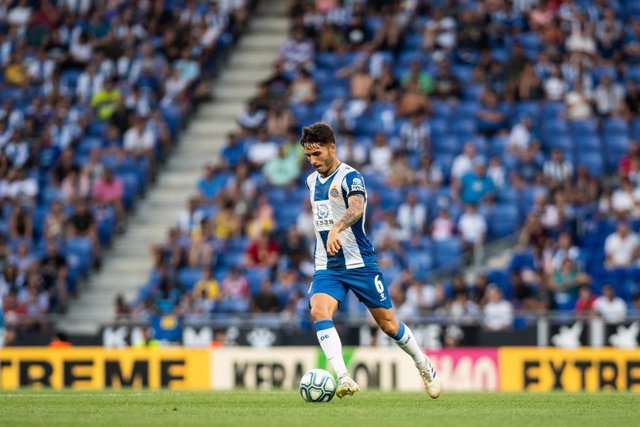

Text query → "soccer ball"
[299,369,336,403]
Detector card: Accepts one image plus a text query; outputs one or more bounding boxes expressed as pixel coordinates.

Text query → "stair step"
[219,69,273,85]
[198,102,245,119]
[214,84,256,100]
[257,0,288,15]
[89,275,148,287]
[228,54,276,69]
[249,17,289,33]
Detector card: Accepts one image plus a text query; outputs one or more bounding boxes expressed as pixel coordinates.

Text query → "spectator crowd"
[117,0,640,336]
[0,0,249,341]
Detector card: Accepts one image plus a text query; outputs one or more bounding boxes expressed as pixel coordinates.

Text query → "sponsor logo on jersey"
[329,186,339,198]
[317,204,330,219]
[350,177,364,192]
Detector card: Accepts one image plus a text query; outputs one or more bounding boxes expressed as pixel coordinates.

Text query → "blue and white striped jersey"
[306,163,377,271]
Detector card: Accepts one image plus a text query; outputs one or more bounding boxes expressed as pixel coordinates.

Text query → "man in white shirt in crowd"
[594,285,628,324]
[543,148,574,187]
[400,113,430,157]
[237,101,266,133]
[322,99,355,134]
[593,75,624,118]
[483,286,514,331]
[246,130,278,169]
[458,204,487,251]
[336,135,367,166]
[124,116,155,162]
[451,142,477,183]
[507,115,533,158]
[604,221,640,268]
[279,27,314,72]
[611,177,639,218]
[397,192,426,236]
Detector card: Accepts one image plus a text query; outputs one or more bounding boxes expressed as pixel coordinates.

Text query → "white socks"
[390,322,427,369]
[314,319,348,378]
[314,319,426,377]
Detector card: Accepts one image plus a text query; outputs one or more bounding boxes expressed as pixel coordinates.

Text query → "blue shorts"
[309,267,392,309]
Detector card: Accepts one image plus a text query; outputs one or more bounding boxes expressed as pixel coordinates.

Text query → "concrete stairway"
[58,0,290,334]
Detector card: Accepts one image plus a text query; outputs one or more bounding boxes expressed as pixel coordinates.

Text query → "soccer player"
[301,123,441,399]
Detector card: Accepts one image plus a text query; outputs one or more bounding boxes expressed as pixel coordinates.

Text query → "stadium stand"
[0,0,251,337]
[6,0,640,339]
[117,0,640,332]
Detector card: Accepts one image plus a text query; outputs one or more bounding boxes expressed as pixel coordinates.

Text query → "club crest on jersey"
[330,186,339,198]
[350,177,364,192]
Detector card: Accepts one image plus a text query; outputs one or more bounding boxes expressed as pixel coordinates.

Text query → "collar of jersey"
[317,163,342,184]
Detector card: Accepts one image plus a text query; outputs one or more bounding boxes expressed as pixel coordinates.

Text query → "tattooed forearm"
[334,195,365,232]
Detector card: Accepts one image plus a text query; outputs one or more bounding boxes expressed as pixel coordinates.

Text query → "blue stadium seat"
[602,117,629,136]
[275,206,299,230]
[509,251,536,271]
[435,154,455,180]
[266,187,289,205]
[576,151,605,177]
[219,251,245,269]
[603,134,630,171]
[246,267,271,295]
[177,267,202,290]
[570,119,598,135]
[429,118,448,136]
[380,266,402,285]
[541,102,566,119]
[632,118,640,139]
[486,269,512,299]
[380,191,404,211]
[433,237,462,271]
[497,186,519,204]
[463,83,484,101]
[518,32,541,53]
[452,64,474,82]
[489,135,508,157]
[403,31,423,50]
[541,118,568,136]
[65,237,93,277]
[491,47,509,63]
[571,134,601,152]
[433,135,462,155]
[117,172,141,210]
[431,100,453,117]
[592,66,616,84]
[604,134,630,152]
[626,65,640,81]
[488,204,520,239]
[96,206,116,246]
[457,101,480,118]
[544,134,573,152]
[453,118,477,135]
[228,237,249,253]
[407,250,433,280]
[514,101,541,123]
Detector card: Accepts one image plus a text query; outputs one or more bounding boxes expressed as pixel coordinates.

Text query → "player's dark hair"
[299,122,336,147]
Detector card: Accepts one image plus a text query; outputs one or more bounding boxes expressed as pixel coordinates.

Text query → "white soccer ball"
[299,369,336,403]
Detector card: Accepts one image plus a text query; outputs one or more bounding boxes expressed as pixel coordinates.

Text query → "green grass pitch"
[1,390,639,427]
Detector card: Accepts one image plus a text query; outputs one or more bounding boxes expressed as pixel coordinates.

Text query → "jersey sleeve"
[342,170,367,199]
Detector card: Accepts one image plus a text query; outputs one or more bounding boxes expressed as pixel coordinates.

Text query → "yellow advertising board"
[3,346,640,392]
[0,348,210,390]
[499,347,640,392]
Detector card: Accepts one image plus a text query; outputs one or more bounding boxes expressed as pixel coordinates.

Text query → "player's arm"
[334,194,365,232]
[326,194,365,256]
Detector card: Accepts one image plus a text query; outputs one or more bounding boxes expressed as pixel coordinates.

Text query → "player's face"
[304,143,337,177]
